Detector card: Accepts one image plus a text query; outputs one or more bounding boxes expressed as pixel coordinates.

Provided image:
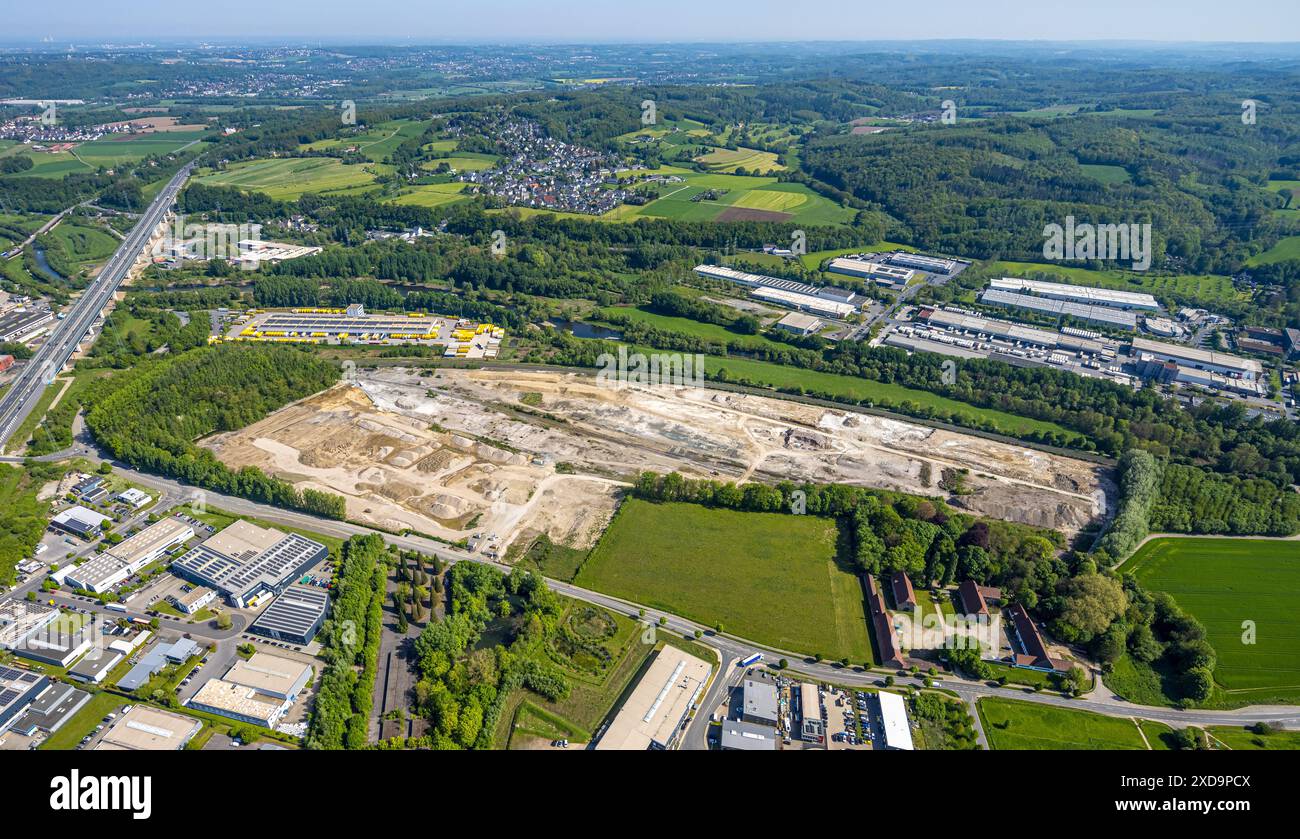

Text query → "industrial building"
[1134,355,1268,398]
[169,585,216,615]
[979,287,1138,329]
[116,638,201,692]
[0,306,54,343]
[595,646,712,750]
[94,705,202,751]
[741,677,779,727]
[171,519,328,608]
[693,264,859,318]
[917,308,1112,357]
[774,312,824,336]
[67,640,123,685]
[0,664,50,734]
[65,517,194,593]
[1130,337,1263,382]
[0,600,59,651]
[249,585,329,645]
[187,652,313,729]
[876,691,915,751]
[886,252,960,275]
[720,719,778,751]
[232,239,323,269]
[988,277,1158,311]
[8,681,90,738]
[799,682,825,743]
[49,506,111,539]
[13,620,92,668]
[116,488,152,509]
[750,285,857,319]
[826,257,915,285]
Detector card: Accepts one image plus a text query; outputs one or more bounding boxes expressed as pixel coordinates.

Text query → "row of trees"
[306,535,387,749]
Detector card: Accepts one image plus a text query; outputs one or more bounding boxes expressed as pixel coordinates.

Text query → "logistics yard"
[200,366,1107,551]
[225,307,505,358]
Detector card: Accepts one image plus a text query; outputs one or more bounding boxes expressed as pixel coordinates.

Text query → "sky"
[5,0,1299,44]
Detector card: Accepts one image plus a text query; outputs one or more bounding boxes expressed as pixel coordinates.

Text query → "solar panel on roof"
[0,688,21,705]
[0,665,21,681]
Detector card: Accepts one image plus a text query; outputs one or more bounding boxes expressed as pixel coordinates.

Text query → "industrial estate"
[0,20,1298,781]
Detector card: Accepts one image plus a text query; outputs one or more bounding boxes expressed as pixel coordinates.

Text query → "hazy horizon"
[5,0,1300,45]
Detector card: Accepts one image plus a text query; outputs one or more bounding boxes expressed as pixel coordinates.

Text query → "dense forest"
[83,344,346,519]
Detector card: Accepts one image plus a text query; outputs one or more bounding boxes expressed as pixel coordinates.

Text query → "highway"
[0,163,193,447]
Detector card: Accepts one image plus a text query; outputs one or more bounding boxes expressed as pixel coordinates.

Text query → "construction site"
[200,367,1111,558]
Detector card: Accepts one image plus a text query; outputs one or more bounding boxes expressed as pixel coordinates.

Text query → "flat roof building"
[774,311,824,336]
[12,681,90,735]
[66,517,193,593]
[1130,337,1263,382]
[693,264,858,318]
[187,679,285,728]
[117,639,200,692]
[887,252,959,275]
[170,585,216,615]
[94,705,202,751]
[249,585,329,645]
[750,285,857,319]
[0,600,58,650]
[720,718,778,751]
[0,664,50,734]
[799,682,825,743]
[0,307,54,343]
[979,287,1138,329]
[172,519,328,608]
[877,691,914,750]
[67,645,123,685]
[595,646,712,750]
[741,677,779,726]
[49,506,111,539]
[223,652,313,701]
[989,277,1158,310]
[826,257,915,284]
[116,488,152,509]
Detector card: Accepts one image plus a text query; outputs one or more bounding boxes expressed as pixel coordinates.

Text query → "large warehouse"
[65,517,194,593]
[693,264,860,318]
[249,585,330,645]
[979,287,1137,330]
[989,277,1158,311]
[1130,337,1263,382]
[876,691,915,751]
[93,705,202,751]
[187,652,313,729]
[595,646,712,750]
[171,520,328,608]
[826,257,915,285]
[886,251,959,275]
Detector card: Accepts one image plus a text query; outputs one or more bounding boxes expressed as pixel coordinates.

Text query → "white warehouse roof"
[990,277,1158,310]
[877,690,914,750]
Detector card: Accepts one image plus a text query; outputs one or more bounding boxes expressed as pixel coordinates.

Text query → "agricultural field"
[300,118,428,162]
[977,697,1159,750]
[575,499,873,662]
[389,181,470,208]
[2,131,208,178]
[1127,537,1300,699]
[988,260,1246,308]
[195,156,380,200]
[419,152,498,172]
[631,173,854,226]
[693,146,784,174]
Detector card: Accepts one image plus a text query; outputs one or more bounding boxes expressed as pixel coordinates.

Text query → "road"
[14,440,1299,747]
[0,163,193,447]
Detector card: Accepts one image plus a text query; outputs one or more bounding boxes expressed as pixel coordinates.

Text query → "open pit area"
[200,367,1111,556]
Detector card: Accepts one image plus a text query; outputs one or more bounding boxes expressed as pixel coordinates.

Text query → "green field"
[596,305,790,348]
[420,152,498,172]
[1079,163,1132,184]
[660,347,1084,442]
[196,157,379,200]
[978,698,1154,750]
[389,182,469,208]
[628,173,855,226]
[1247,236,1300,266]
[575,499,873,661]
[1208,724,1300,750]
[1127,537,1300,696]
[2,131,207,179]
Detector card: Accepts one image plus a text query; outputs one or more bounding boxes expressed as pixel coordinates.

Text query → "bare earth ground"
[201,367,1109,556]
